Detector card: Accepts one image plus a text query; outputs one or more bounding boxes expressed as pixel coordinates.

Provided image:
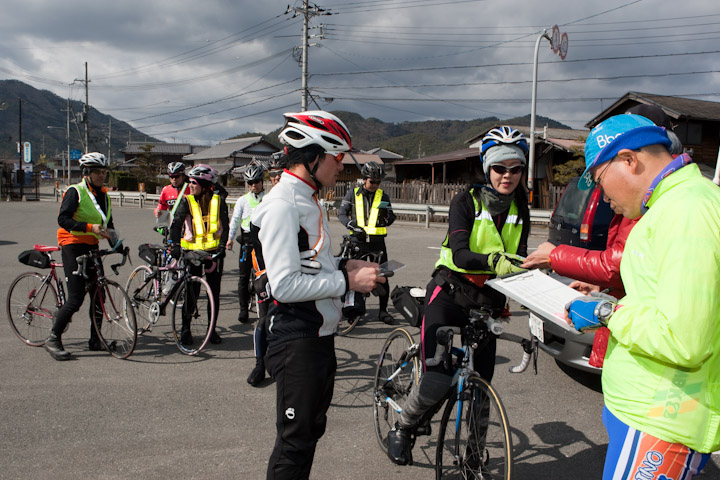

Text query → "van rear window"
[554,179,592,222]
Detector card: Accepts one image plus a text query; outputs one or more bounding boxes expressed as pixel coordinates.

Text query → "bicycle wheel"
[337,315,361,336]
[436,374,513,480]
[373,327,421,453]
[170,276,215,355]
[125,265,158,335]
[6,272,58,346]
[91,280,138,359]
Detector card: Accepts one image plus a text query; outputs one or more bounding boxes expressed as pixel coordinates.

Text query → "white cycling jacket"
[251,171,348,344]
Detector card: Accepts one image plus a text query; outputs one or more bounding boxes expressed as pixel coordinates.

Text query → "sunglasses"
[247,179,262,185]
[269,171,282,178]
[189,179,200,185]
[328,152,345,163]
[368,180,381,185]
[169,174,182,179]
[490,164,523,175]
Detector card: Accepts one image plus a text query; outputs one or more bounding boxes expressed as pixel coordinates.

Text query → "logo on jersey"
[285,407,295,420]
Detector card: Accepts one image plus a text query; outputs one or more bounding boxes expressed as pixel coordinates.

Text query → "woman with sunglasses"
[386,126,531,465]
[227,162,267,325]
[169,164,229,345]
[154,162,188,220]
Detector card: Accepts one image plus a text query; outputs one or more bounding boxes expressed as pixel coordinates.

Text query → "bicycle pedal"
[415,425,432,437]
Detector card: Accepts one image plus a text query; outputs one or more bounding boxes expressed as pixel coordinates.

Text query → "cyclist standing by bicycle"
[386,127,530,465]
[227,162,266,325]
[169,164,229,345]
[44,152,121,361]
[154,162,188,220]
[251,111,384,480]
[338,161,396,324]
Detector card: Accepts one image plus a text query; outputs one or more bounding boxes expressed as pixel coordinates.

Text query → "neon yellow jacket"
[603,164,720,453]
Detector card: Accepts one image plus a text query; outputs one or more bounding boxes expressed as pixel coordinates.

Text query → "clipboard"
[486,269,581,335]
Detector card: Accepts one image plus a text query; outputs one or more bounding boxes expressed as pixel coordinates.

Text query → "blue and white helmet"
[480,127,529,158]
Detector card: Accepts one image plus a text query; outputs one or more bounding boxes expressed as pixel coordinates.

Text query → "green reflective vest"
[435,189,522,274]
[353,187,387,236]
[240,192,262,230]
[181,194,220,251]
[69,179,111,240]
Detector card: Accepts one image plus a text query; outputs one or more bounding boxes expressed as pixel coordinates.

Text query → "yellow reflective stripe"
[353,187,387,235]
[184,194,220,250]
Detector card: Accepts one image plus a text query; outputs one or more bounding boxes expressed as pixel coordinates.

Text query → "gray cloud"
[2,0,719,144]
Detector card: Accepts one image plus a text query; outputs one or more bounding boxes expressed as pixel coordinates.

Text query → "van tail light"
[580,187,602,241]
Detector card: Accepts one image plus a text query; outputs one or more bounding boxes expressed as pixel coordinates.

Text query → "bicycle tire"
[170,276,215,355]
[372,327,421,454]
[125,265,158,335]
[336,315,361,336]
[6,272,58,346]
[91,280,138,359]
[436,374,513,480]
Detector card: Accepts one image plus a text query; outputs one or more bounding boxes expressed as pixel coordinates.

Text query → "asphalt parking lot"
[1,198,717,479]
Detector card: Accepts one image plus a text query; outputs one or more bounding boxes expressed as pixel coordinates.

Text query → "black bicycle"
[336,233,384,336]
[373,307,538,479]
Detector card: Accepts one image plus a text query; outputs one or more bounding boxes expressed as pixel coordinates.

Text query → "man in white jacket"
[251,111,384,480]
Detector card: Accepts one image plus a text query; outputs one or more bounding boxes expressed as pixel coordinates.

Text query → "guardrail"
[55,189,550,226]
[322,199,551,227]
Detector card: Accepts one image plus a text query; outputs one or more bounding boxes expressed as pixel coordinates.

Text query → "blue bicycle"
[372,307,537,479]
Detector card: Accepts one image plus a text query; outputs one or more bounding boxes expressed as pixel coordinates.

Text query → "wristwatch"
[594,300,615,325]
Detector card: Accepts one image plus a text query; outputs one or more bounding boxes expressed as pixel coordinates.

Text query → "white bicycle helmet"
[187,164,218,184]
[243,163,265,183]
[168,162,186,175]
[480,127,529,157]
[79,152,107,169]
[361,161,385,179]
[278,110,352,153]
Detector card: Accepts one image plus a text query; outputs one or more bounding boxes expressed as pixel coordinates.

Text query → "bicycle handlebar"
[72,246,130,279]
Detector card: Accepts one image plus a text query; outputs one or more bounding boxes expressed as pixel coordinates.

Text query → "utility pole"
[74,62,90,153]
[287,2,330,111]
[107,118,112,164]
[65,98,70,184]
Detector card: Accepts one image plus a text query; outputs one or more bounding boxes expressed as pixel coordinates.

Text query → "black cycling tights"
[53,243,101,340]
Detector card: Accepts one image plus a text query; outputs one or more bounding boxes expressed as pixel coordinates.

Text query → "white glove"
[299,249,321,275]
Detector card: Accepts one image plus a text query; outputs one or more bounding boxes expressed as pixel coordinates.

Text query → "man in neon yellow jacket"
[566,113,720,479]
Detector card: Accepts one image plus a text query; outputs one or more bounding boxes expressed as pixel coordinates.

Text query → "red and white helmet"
[278,110,352,153]
[187,164,218,184]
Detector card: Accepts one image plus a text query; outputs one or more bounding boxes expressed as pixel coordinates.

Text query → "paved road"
[1,199,717,479]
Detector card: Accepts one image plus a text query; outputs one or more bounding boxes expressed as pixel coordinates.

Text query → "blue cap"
[580,114,672,190]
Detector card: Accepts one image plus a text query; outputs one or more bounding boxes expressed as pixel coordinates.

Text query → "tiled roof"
[121,142,195,155]
[183,137,276,161]
[586,92,720,127]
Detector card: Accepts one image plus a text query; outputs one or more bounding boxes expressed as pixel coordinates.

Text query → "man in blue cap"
[565,114,720,479]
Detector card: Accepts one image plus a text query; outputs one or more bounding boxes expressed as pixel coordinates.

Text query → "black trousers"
[357,236,390,312]
[265,336,336,480]
[185,256,223,328]
[52,243,101,340]
[237,241,253,315]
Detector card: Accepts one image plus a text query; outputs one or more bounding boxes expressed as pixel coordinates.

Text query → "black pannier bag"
[391,286,425,327]
[138,244,162,266]
[18,250,52,269]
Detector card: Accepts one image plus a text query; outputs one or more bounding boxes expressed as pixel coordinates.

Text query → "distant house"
[182,136,279,185]
[120,142,209,169]
[392,125,587,208]
[587,92,720,169]
[337,152,384,183]
[364,148,403,181]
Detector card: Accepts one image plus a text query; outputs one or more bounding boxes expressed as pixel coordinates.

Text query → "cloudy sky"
[2,0,719,145]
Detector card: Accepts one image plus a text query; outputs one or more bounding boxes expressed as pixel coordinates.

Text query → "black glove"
[216,248,226,260]
[171,244,181,259]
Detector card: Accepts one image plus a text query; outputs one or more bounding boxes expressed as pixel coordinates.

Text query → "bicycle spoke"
[6,272,57,346]
[91,280,137,359]
[171,276,215,355]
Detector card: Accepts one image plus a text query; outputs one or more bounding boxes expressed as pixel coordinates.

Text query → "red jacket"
[549,214,638,297]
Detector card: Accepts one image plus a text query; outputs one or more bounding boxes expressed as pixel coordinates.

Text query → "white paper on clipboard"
[486,269,581,335]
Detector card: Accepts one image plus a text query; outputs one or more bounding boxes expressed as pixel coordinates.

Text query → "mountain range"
[0,79,570,163]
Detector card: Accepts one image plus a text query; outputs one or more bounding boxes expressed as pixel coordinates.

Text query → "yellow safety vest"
[181,194,221,250]
[353,187,387,236]
[435,189,523,275]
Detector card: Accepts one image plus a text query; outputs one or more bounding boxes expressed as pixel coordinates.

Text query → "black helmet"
[243,163,265,183]
[361,161,385,180]
[268,151,288,171]
[168,162,186,175]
